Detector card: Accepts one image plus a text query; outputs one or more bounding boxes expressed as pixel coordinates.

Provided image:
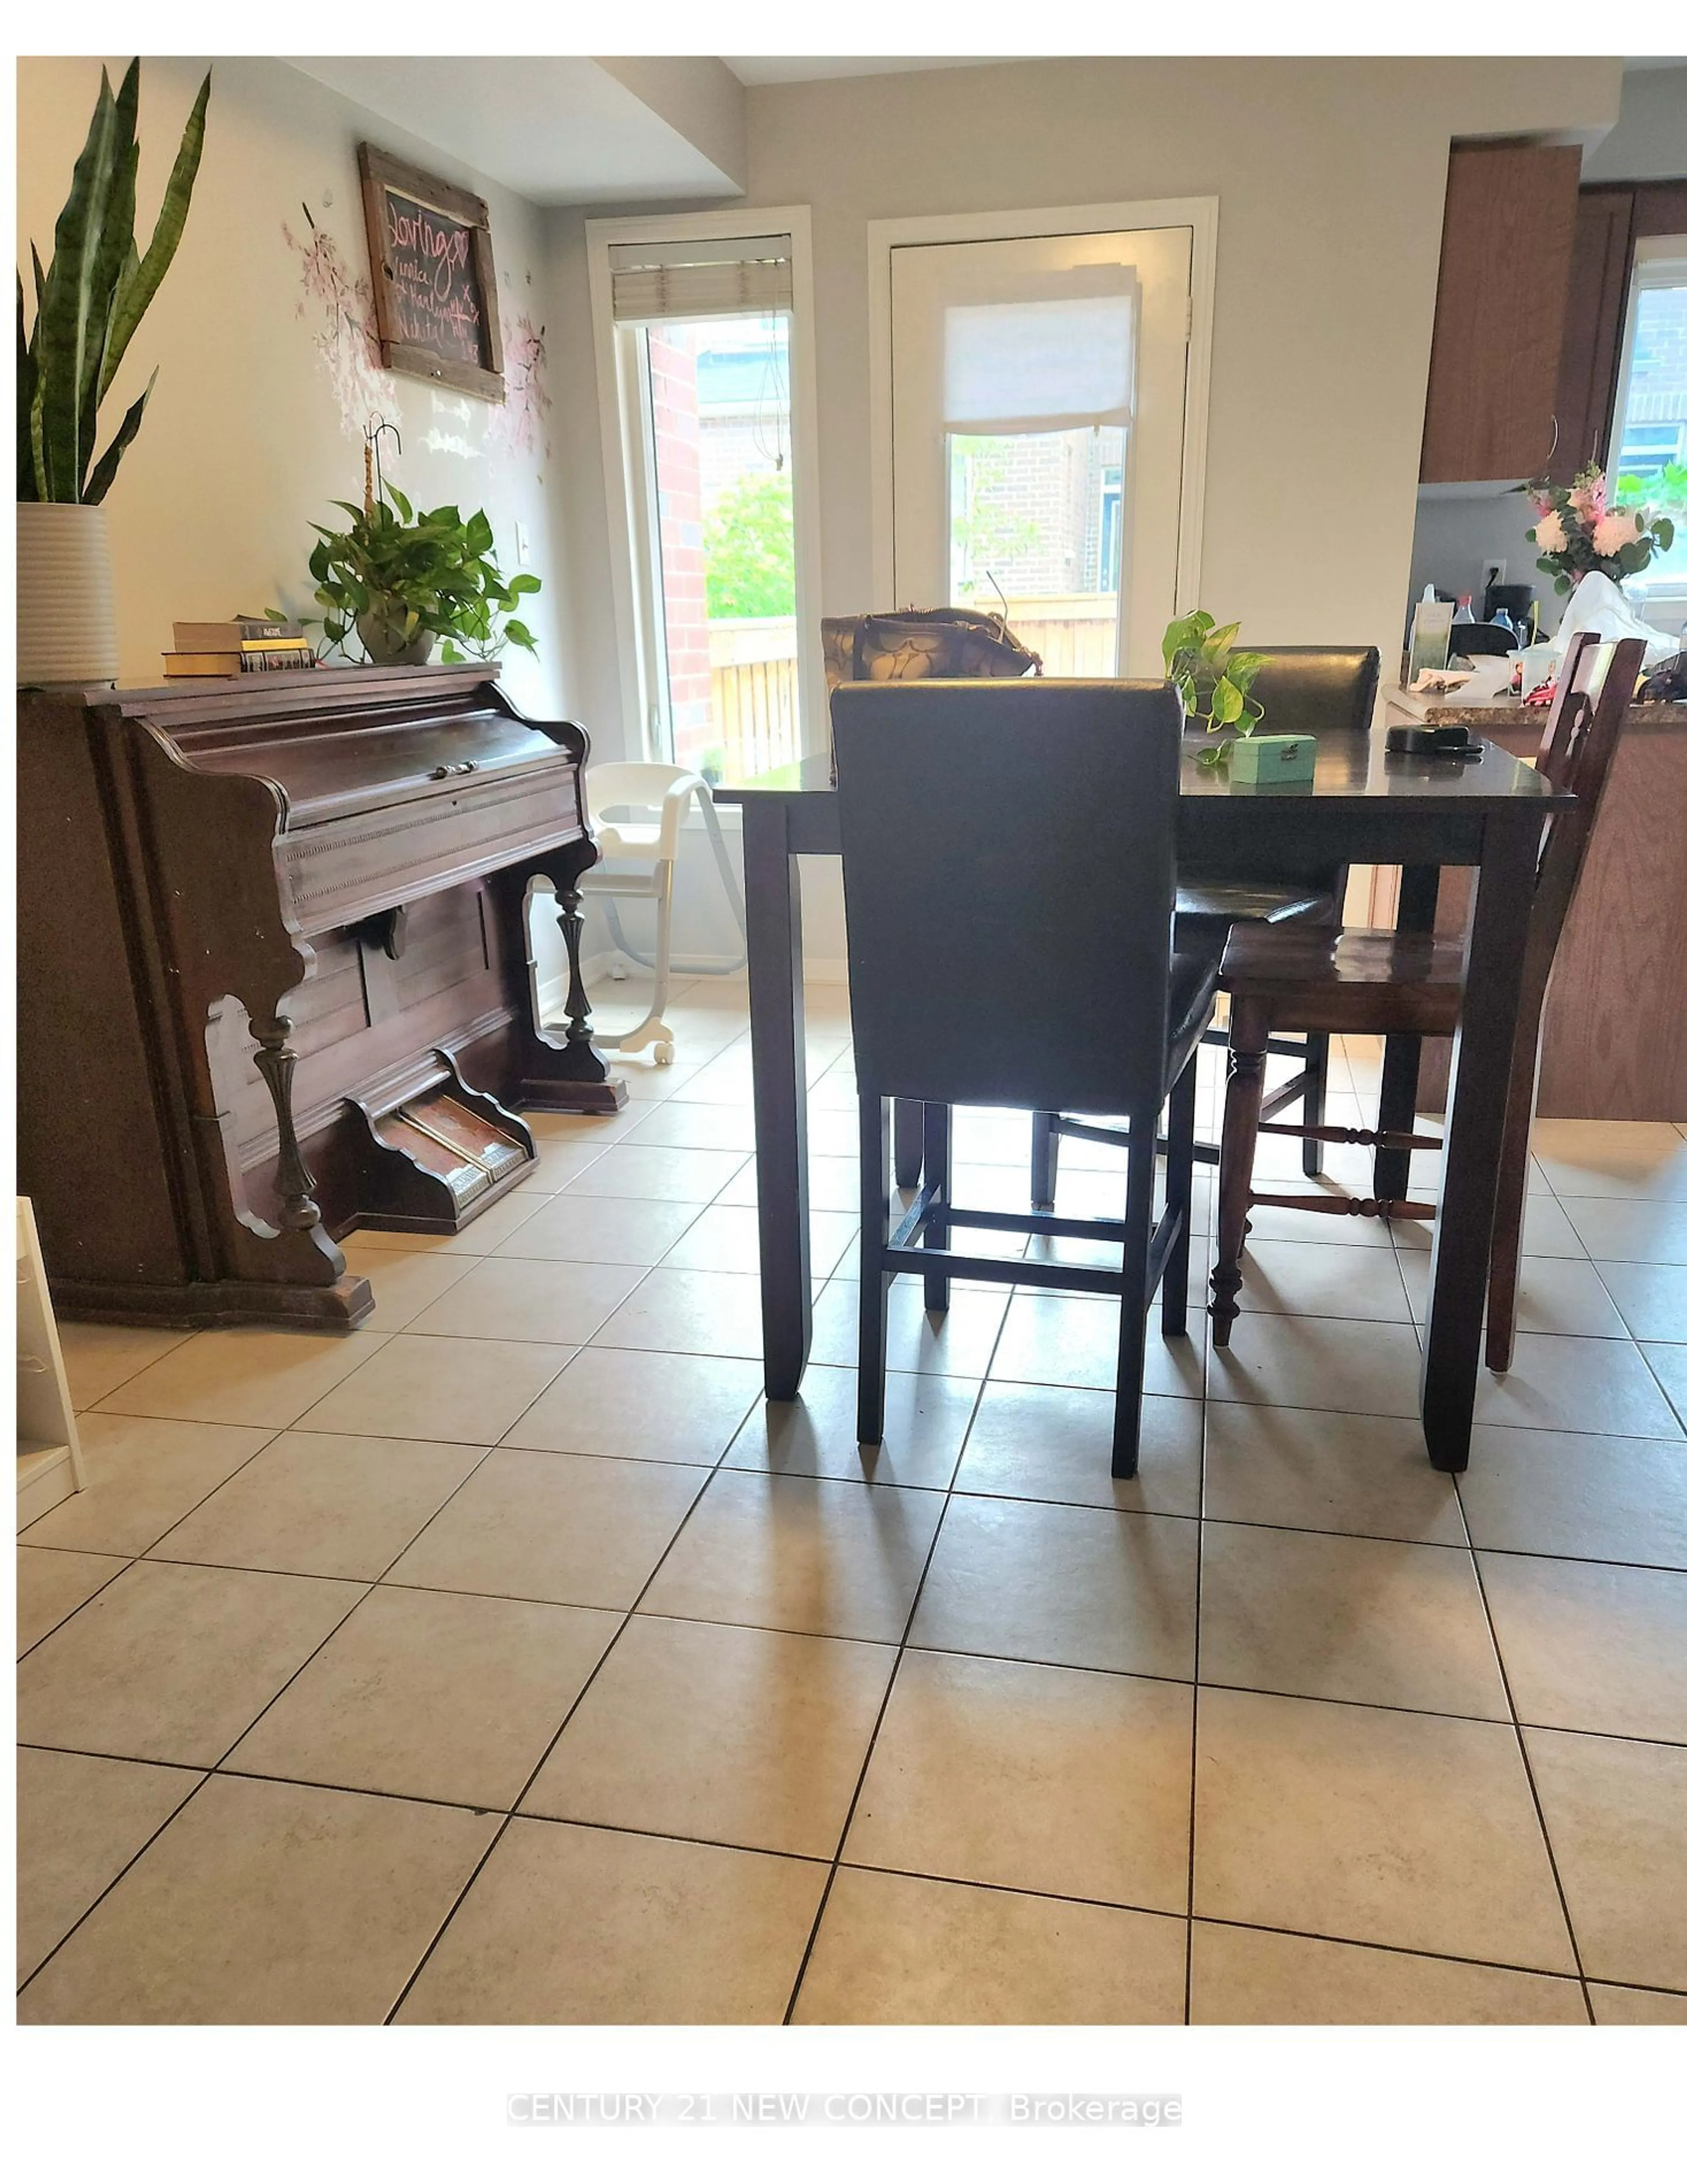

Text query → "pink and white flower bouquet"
[1522,464,1675,593]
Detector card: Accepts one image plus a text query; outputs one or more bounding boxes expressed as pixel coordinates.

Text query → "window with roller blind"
[938,271,1137,643]
[587,213,822,781]
[1610,237,1687,613]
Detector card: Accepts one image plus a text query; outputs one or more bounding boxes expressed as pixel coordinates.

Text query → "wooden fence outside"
[707,617,800,780]
[995,595,1118,676]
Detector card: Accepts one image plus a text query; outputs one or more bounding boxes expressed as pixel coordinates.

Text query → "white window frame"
[586,204,825,769]
[865,197,1219,614]
[1607,234,1687,616]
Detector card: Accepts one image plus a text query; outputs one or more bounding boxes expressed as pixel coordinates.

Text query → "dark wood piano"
[18,662,624,1331]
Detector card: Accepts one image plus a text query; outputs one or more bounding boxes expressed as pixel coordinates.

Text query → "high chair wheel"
[654,1041,675,1066]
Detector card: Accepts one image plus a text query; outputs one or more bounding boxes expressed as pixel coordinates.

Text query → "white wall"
[17,56,575,718]
[741,57,1617,650]
[24,57,1627,991]
[546,57,1620,972]
[1408,489,1558,637]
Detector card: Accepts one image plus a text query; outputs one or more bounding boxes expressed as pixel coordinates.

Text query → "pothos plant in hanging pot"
[17,60,210,685]
[307,485,541,666]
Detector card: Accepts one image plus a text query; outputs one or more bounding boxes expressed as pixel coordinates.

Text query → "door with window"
[888,225,1194,676]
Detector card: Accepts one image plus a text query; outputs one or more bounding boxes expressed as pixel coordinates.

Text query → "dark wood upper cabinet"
[1549,188,1636,482]
[1419,141,1583,484]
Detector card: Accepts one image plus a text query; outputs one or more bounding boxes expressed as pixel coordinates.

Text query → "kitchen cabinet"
[1378,687,1687,1121]
[1419,141,1582,485]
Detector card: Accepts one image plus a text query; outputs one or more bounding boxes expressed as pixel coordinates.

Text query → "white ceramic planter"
[16,501,120,686]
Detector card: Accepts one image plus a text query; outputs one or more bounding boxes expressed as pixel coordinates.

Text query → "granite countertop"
[1387,684,1687,731]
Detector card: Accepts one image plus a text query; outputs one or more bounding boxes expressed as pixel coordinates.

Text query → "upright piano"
[18,662,623,1331]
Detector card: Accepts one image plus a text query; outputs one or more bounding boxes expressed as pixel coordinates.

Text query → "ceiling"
[291,54,1671,210]
[722,57,1008,85]
[288,53,1016,208]
[290,56,742,204]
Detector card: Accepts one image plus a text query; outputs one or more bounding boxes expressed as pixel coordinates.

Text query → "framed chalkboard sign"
[358,144,505,403]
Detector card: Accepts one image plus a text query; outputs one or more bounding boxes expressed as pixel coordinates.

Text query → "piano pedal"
[349,1060,537,1234]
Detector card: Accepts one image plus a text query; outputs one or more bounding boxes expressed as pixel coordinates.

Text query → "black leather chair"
[833,678,1213,1479]
[1030,645,1380,1207]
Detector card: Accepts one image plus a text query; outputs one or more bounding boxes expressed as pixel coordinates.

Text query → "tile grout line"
[26,1082,1686,2022]
[379,1370,765,2024]
[1454,1478,1597,2024]
[775,1296,1011,2026]
[1183,1909,1613,1991]
[14,1760,218,2001]
[20,1031,760,2002]
[1184,1318,1209,2025]
[15,1550,140,1663]
[56,1323,199,1411]
[15,1569,385,2002]
[17,1416,299,1661]
[15,1428,532,2003]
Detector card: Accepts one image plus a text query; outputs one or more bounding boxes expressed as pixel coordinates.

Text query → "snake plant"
[17,60,211,503]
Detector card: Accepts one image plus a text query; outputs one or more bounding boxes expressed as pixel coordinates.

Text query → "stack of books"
[163,618,315,679]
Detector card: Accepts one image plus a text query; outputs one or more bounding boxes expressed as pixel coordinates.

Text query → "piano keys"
[18,661,624,1331]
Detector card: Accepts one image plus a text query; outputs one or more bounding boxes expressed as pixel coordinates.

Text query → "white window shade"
[942,268,1137,435]
[610,236,793,324]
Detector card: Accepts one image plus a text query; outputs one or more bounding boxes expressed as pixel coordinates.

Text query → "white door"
[888,225,1193,676]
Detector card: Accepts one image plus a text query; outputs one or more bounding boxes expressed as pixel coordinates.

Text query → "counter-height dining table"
[714,724,1571,1473]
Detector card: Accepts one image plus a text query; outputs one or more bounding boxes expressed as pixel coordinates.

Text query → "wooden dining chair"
[1207,633,1643,1371]
[1030,645,1381,1208]
[832,678,1213,1478]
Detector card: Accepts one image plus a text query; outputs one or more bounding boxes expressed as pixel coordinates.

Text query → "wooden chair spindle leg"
[1213,1000,1270,1348]
[1162,1053,1198,1338]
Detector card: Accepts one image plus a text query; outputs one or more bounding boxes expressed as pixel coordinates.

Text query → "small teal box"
[1229,733,1317,784]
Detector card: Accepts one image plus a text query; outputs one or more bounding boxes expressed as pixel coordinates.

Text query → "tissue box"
[1230,733,1317,785]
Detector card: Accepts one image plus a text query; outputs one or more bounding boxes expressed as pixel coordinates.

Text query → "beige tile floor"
[15,980,1687,2026]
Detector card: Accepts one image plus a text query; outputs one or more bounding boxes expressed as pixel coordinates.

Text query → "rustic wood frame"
[358,143,505,403]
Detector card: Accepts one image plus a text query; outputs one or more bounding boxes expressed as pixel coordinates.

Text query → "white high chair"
[578,762,746,1063]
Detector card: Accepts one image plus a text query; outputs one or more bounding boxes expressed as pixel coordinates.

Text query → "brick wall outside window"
[646,326,716,766]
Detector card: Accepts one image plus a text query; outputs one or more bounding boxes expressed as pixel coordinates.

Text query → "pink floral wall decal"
[487,312,551,459]
[282,204,391,438]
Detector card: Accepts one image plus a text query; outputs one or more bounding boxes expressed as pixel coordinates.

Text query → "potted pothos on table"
[1163,610,1266,765]
[308,485,540,665]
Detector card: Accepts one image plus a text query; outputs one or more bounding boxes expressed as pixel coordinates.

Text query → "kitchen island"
[1381,682,1687,1120]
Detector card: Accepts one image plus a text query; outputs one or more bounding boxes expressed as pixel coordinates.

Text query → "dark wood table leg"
[1422,815,1537,1471]
[1374,863,1439,1202]
[742,798,812,1400]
